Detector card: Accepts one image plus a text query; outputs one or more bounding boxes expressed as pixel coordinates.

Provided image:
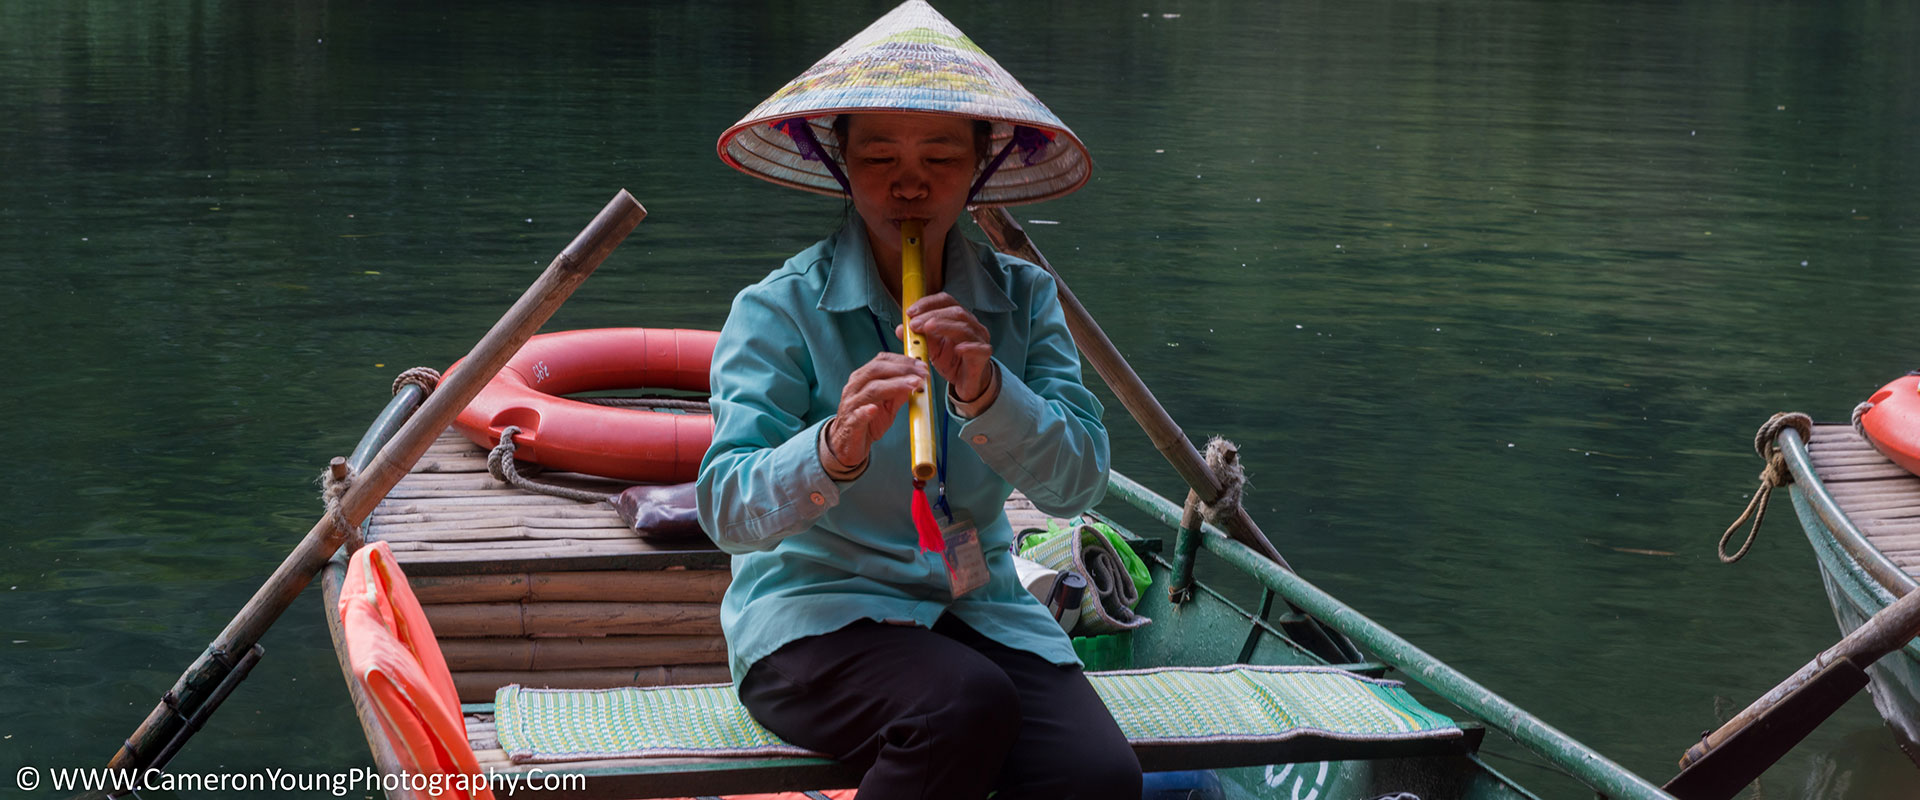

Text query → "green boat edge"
[320,381,1677,799]
[1778,426,1920,762]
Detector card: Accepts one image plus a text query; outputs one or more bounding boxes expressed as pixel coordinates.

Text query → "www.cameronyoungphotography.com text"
[17,765,583,796]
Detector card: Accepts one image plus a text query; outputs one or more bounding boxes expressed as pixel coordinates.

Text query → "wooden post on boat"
[1663,583,1920,799]
[969,208,1289,568]
[107,190,647,776]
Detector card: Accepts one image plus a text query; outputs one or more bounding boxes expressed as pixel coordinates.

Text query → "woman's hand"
[825,352,928,469]
[899,292,996,405]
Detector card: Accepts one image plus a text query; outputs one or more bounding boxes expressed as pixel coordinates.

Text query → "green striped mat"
[493,665,1459,764]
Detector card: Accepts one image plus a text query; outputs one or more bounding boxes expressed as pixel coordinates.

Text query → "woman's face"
[840,112,979,257]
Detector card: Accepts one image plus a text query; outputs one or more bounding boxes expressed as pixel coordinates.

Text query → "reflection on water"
[3,0,1917,796]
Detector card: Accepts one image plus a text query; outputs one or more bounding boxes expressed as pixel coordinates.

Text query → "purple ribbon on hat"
[967,125,1054,204]
[772,117,853,196]
[1009,125,1054,166]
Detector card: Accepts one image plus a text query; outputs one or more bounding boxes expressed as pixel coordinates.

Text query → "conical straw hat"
[717,0,1091,207]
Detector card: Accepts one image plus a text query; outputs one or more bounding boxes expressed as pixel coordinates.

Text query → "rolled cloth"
[1015,524,1150,635]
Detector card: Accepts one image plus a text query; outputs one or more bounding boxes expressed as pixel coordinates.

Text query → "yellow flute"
[900,220,937,481]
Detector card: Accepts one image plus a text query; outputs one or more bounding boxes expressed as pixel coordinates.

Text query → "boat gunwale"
[1779,425,1919,597]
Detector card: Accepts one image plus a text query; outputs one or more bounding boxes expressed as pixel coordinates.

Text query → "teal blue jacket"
[696,220,1111,682]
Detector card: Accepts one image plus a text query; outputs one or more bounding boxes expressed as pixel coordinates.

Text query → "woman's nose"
[892,168,928,200]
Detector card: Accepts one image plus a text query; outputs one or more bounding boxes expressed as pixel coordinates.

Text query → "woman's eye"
[863,157,894,165]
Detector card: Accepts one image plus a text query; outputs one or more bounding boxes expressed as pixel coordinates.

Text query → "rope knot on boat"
[487,425,617,503]
[1169,437,1247,604]
[1197,436,1246,527]
[1718,412,1813,564]
[391,366,442,398]
[319,458,362,551]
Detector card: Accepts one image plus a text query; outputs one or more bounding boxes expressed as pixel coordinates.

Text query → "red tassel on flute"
[912,481,945,553]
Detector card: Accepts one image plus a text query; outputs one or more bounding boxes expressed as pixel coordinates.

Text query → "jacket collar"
[818,218,1016,317]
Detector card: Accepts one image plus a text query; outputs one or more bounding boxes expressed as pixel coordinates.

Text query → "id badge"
[940,512,989,599]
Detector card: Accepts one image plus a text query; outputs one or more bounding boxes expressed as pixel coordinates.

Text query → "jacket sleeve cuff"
[947,364,1001,420]
[948,360,1038,455]
[817,414,870,481]
[732,418,844,546]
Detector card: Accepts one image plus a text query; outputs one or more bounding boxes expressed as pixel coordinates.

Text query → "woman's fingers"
[902,294,993,397]
[833,353,930,462]
[904,292,961,318]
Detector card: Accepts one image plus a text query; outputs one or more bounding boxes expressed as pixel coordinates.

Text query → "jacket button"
[810,492,826,505]
[971,434,988,445]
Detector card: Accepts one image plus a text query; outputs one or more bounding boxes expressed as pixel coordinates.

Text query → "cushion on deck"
[493,665,1459,764]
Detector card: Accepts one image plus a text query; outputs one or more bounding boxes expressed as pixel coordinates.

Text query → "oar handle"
[901,220,935,481]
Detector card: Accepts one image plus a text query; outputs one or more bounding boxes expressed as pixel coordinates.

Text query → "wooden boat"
[319,379,1676,799]
[1773,421,1920,763]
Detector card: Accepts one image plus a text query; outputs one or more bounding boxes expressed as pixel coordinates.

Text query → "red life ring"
[449,328,719,483]
[1860,375,1920,478]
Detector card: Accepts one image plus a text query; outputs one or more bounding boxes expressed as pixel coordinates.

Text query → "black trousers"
[738,615,1143,800]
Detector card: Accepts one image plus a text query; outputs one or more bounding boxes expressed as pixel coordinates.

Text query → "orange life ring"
[1860,374,1920,477]
[449,328,719,483]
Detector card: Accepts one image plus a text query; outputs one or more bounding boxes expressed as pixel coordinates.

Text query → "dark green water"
[4,1,1918,797]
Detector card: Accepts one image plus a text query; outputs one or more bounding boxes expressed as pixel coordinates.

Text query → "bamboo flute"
[901,219,936,480]
[109,190,646,774]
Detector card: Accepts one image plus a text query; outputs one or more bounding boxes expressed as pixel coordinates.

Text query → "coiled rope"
[487,425,617,503]
[392,366,442,398]
[1852,399,1875,442]
[1718,412,1813,563]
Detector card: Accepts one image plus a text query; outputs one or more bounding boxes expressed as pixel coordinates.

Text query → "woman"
[698,4,1140,798]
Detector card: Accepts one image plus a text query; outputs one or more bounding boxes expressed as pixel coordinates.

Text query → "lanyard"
[869,311,953,524]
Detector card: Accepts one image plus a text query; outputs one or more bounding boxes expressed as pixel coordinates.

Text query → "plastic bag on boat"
[609,482,706,540]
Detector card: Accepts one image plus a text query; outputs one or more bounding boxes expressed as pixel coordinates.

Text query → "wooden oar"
[107,190,647,775]
[1663,584,1920,799]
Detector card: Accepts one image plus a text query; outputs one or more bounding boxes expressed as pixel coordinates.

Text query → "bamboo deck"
[1807,423,1920,576]
[367,429,1063,703]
